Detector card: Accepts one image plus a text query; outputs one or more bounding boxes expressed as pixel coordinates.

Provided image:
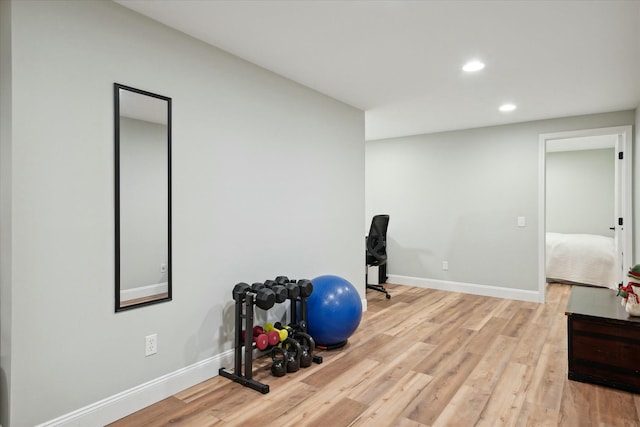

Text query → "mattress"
[545,232,618,288]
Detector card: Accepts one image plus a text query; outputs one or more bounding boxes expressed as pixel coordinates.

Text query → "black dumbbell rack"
[218,277,322,394]
[218,292,270,394]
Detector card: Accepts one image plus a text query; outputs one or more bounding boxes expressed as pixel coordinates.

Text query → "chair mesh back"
[367,215,389,264]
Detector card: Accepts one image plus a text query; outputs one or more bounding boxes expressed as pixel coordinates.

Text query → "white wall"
[0,1,364,425]
[546,148,615,236]
[366,110,635,296]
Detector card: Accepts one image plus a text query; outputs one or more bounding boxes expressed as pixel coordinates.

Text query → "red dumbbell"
[241,329,269,351]
[254,325,280,347]
[264,323,288,345]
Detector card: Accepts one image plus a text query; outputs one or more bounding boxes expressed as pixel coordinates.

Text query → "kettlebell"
[270,347,288,377]
[282,337,301,373]
[295,332,315,368]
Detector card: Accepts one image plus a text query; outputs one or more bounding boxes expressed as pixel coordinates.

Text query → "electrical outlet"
[145,334,157,356]
[442,261,449,271]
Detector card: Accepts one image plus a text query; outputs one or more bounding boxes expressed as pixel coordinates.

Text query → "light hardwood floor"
[109,283,640,426]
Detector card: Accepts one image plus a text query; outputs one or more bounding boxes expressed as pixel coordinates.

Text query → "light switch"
[517,216,526,227]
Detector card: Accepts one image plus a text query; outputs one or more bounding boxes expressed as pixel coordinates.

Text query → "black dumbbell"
[262,281,287,304]
[274,276,290,285]
[232,282,251,301]
[272,285,287,303]
[274,276,299,299]
[253,287,275,310]
[297,279,313,297]
[270,347,288,377]
[232,282,275,310]
[285,283,300,299]
[249,282,275,310]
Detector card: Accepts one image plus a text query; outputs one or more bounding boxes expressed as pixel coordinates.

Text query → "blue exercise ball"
[306,275,363,347]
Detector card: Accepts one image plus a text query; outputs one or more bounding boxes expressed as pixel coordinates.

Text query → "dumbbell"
[296,279,313,298]
[241,328,269,351]
[273,276,300,299]
[232,282,251,301]
[255,325,280,347]
[231,282,275,310]
[274,276,290,285]
[264,322,288,342]
[285,282,300,299]
[270,347,288,377]
[262,280,288,304]
[274,321,295,337]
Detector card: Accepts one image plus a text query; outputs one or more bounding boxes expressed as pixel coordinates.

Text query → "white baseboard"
[36,349,235,427]
[120,282,168,301]
[388,274,543,303]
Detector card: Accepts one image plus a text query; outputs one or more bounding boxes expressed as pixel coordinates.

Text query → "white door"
[613,133,630,285]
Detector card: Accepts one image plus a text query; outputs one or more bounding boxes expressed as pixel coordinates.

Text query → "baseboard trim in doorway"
[388,274,542,303]
[36,349,235,427]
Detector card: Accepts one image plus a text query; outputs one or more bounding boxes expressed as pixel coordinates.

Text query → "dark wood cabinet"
[566,286,640,393]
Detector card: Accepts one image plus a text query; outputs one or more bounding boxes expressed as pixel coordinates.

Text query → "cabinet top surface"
[566,285,640,323]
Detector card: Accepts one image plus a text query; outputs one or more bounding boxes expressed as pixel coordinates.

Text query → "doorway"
[538,126,633,302]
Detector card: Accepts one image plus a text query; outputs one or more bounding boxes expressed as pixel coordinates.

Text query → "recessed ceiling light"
[499,103,517,112]
[462,60,485,72]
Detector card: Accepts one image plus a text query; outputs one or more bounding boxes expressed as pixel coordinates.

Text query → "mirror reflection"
[115,83,172,311]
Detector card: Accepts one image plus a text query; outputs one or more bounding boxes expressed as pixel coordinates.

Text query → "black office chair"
[366,214,391,299]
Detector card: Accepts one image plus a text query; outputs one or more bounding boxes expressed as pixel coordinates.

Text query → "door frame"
[538,125,633,302]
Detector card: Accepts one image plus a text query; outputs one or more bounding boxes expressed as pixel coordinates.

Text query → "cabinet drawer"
[571,316,640,341]
[571,334,640,369]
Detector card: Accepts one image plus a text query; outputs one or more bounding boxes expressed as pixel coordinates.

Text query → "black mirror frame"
[114,83,172,312]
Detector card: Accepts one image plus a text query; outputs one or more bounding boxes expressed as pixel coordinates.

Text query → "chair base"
[366,283,391,299]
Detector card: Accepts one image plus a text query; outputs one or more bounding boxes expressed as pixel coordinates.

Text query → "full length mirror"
[115,83,172,311]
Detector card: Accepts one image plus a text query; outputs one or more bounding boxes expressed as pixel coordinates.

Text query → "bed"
[545,232,618,288]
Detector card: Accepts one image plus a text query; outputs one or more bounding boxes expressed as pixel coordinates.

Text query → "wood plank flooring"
[109,283,640,426]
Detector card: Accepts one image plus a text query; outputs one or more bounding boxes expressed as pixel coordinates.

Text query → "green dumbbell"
[274,322,295,337]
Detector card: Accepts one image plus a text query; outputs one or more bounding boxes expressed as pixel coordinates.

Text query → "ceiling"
[115,0,640,141]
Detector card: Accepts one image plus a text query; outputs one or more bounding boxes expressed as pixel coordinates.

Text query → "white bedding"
[545,232,618,288]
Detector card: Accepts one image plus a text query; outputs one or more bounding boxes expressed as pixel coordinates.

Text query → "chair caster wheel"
[386,294,391,299]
